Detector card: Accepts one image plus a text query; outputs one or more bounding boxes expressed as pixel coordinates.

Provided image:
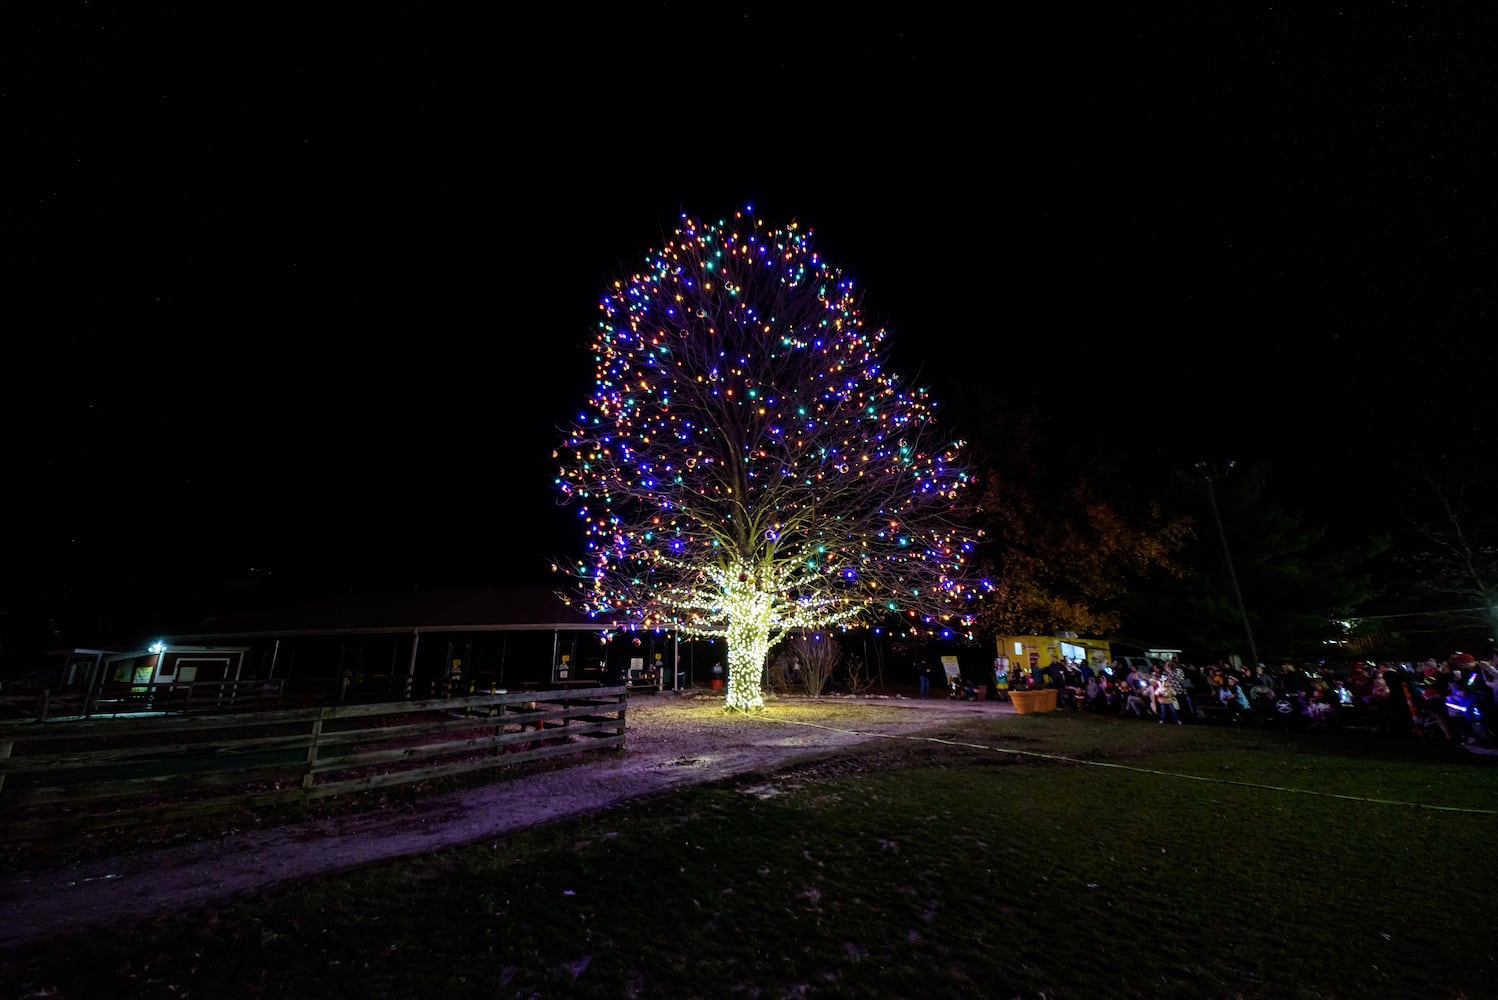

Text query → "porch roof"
[160,587,648,642]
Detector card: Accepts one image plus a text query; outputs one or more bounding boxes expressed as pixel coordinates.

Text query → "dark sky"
[4,6,1494,656]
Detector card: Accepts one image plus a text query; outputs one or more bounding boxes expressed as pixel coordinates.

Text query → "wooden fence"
[0,678,289,722]
[0,686,628,841]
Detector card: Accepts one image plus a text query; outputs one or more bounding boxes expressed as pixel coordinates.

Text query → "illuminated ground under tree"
[555,208,988,711]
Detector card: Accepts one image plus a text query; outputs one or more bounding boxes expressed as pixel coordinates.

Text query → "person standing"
[1044,657,1066,690]
[1382,667,1416,736]
[1123,671,1151,718]
[1420,660,1456,743]
[1153,670,1182,725]
[1167,660,1196,721]
[916,659,932,699]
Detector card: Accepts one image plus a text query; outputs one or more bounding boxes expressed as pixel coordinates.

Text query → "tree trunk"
[724,580,773,711]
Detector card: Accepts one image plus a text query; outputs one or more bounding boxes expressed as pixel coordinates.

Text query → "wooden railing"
[0,686,627,841]
[0,678,289,722]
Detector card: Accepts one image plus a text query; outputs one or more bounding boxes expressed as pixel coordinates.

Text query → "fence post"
[39,689,51,723]
[302,709,327,792]
[0,740,11,795]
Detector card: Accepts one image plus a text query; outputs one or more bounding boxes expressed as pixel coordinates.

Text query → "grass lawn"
[3,711,1494,999]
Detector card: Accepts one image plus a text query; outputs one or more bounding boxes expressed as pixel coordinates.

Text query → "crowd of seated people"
[1001,652,1498,748]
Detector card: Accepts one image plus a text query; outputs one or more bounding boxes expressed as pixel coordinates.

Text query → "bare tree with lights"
[554,208,989,711]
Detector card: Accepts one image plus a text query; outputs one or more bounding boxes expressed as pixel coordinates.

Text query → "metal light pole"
[1196,461,1261,669]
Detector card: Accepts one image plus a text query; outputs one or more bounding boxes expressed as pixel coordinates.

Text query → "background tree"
[1121,462,1389,663]
[1389,474,1498,651]
[554,209,988,711]
[771,633,841,697]
[968,397,1193,639]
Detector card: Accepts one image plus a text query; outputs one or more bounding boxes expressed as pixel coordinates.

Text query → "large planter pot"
[1009,687,1058,714]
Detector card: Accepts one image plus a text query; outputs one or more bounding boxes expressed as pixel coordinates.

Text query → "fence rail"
[0,678,289,722]
[0,686,628,841]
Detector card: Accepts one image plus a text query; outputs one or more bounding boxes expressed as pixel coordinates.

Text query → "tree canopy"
[554,209,988,709]
[1119,462,1389,663]
[1384,473,1498,652]
[968,396,1193,639]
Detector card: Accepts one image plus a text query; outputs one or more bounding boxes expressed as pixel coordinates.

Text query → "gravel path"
[0,693,1002,952]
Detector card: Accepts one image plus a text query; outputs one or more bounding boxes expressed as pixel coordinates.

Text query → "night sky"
[4,6,1494,659]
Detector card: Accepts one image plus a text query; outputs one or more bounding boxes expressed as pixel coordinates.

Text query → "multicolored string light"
[555,208,990,709]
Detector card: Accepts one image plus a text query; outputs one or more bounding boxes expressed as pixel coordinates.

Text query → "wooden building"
[149,586,719,704]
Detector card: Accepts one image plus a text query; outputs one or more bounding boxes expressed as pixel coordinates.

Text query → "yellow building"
[994,634,1113,687]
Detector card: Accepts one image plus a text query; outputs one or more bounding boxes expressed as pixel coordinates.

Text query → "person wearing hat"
[1219,673,1251,721]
